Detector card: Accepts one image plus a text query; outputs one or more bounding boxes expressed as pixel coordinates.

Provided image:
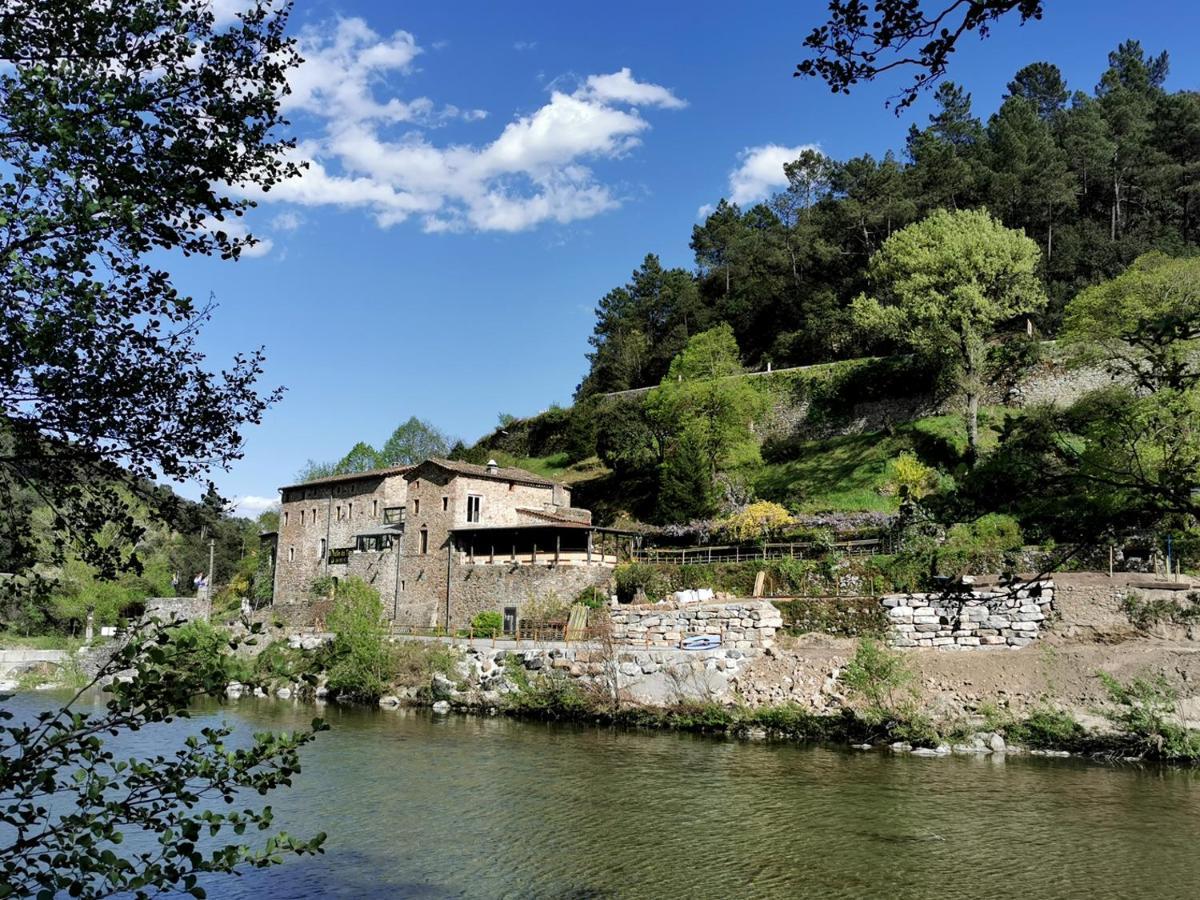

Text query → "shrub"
[390,641,461,690]
[575,586,609,609]
[1006,707,1087,751]
[163,620,254,686]
[253,640,314,682]
[613,563,673,603]
[470,610,503,637]
[521,591,571,623]
[325,578,393,702]
[719,501,794,543]
[840,637,918,728]
[308,575,336,599]
[503,670,593,719]
[1120,591,1200,631]
[936,513,1023,577]
[1099,671,1200,761]
[881,451,938,500]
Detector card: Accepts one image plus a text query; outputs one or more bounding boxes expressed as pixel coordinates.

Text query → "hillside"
[461,342,1097,527]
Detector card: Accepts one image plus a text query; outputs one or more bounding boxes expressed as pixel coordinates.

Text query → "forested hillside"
[578,43,1200,397]
[450,42,1200,556]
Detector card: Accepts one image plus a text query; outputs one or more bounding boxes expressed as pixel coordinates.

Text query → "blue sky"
[176,0,1200,514]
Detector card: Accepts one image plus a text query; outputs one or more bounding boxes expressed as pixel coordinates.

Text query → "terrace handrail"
[632,537,887,565]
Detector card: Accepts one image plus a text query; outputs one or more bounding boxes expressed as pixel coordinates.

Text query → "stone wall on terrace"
[609,600,783,650]
[883,580,1055,649]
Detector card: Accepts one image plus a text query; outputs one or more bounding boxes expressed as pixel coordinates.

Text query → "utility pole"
[207,538,215,621]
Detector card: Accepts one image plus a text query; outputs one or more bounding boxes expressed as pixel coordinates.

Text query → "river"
[7,691,1200,899]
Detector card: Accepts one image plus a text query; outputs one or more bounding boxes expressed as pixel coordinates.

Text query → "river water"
[8,692,1200,899]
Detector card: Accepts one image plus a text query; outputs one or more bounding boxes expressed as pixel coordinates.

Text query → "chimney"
[486,459,499,474]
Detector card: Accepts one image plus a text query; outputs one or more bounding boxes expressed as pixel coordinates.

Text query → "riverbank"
[8,571,1200,766]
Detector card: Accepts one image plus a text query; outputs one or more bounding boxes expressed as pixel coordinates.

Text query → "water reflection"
[7,693,1200,899]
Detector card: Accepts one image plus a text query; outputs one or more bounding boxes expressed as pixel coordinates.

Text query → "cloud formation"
[725,143,818,207]
[247,18,685,233]
[235,495,280,516]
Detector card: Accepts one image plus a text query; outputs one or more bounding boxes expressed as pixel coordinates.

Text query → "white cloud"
[270,211,305,232]
[582,67,687,110]
[210,0,255,25]
[726,143,818,207]
[242,19,685,233]
[235,495,280,517]
[513,40,538,51]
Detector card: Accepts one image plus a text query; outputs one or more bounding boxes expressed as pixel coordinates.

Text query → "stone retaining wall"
[883,581,1055,649]
[145,596,210,623]
[427,643,754,707]
[608,600,783,649]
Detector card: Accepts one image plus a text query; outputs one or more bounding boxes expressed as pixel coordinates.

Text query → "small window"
[336,505,343,521]
[442,496,449,511]
[348,501,354,520]
[413,498,420,515]
[467,494,482,524]
[372,499,378,517]
[288,546,295,562]
[400,579,406,592]
[319,538,327,559]
[312,507,317,523]
[299,510,304,526]
[284,511,289,527]
[419,528,429,555]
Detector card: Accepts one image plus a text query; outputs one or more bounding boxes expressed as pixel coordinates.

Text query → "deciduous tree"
[852,208,1046,462]
[0,0,299,598]
[1063,253,1200,392]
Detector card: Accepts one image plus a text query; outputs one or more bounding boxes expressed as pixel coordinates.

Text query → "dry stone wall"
[609,600,783,650]
[883,581,1055,649]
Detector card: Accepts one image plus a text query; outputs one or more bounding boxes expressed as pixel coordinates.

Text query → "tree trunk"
[1111,175,1120,241]
[1046,203,1053,261]
[965,390,979,467]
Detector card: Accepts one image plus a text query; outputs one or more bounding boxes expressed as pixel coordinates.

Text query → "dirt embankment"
[735,573,1200,727]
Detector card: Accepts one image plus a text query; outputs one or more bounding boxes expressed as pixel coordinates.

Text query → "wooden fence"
[632,538,887,565]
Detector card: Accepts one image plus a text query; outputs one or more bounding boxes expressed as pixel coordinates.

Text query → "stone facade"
[439,563,614,631]
[274,467,410,603]
[272,458,623,630]
[882,580,1055,649]
[609,600,783,649]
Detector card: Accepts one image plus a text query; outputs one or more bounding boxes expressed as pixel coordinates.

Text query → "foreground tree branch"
[0,617,327,899]
[796,1,1047,110]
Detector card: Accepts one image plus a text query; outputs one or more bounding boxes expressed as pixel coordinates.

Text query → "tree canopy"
[852,208,1046,460]
[0,0,299,598]
[292,417,455,483]
[578,43,1200,399]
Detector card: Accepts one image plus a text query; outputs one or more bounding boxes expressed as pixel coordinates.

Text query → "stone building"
[272,458,635,630]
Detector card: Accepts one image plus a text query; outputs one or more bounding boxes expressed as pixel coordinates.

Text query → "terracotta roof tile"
[278,465,414,492]
[406,458,559,488]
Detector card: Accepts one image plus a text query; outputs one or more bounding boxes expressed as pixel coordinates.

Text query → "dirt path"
[735,572,1200,726]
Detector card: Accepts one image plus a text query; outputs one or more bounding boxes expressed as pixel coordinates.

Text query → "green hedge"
[772,597,889,638]
[613,555,928,603]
